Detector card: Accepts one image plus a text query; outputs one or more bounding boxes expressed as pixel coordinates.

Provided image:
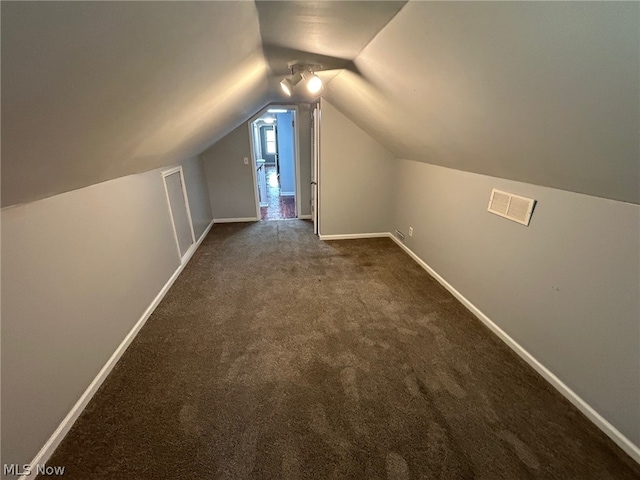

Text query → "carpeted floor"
[43,220,639,479]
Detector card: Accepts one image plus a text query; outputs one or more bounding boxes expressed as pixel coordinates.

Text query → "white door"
[311,104,320,234]
[162,167,196,262]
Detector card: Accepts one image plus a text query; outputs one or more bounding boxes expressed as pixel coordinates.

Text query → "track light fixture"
[280,63,323,97]
[280,71,303,96]
[280,78,293,96]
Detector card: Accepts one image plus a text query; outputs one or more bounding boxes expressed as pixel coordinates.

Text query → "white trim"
[212,217,259,223]
[386,233,640,465]
[160,165,181,176]
[178,168,197,247]
[161,166,197,264]
[247,122,262,221]
[161,172,182,261]
[319,232,389,241]
[312,103,321,235]
[19,219,215,480]
[298,214,312,220]
[292,107,302,219]
[315,101,323,236]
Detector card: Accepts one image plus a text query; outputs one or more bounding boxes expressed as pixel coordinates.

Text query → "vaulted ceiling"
[2,1,637,207]
[325,1,639,204]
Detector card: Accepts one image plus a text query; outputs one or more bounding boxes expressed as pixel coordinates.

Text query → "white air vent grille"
[488,189,535,226]
[490,190,510,215]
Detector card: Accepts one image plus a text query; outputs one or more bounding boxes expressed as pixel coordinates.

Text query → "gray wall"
[1,1,268,207]
[319,99,395,235]
[181,155,213,239]
[202,123,258,221]
[392,159,640,447]
[325,1,639,204]
[0,164,213,471]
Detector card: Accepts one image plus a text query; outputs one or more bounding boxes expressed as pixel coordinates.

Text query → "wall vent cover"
[488,189,535,226]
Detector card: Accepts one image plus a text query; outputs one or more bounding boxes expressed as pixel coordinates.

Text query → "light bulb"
[306,74,323,94]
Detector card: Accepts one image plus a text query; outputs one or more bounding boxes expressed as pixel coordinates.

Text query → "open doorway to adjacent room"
[249,106,299,220]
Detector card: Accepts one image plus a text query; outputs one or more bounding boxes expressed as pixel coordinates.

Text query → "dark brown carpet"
[43,220,639,479]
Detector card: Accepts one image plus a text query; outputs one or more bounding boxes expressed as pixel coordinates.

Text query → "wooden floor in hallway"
[260,166,296,221]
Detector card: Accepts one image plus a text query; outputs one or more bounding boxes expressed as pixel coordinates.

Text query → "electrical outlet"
[409,227,413,236]
[243,157,249,165]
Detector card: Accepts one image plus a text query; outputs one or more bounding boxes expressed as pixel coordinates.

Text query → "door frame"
[312,103,321,234]
[247,104,302,220]
[161,166,196,263]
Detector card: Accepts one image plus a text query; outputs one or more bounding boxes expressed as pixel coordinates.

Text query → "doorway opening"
[250,107,299,221]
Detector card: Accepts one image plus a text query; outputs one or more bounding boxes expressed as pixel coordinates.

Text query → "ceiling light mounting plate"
[287,61,323,75]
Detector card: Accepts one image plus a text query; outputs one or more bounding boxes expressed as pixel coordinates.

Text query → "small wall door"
[162,167,195,261]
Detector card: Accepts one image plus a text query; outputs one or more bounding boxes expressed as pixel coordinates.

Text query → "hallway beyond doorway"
[250,105,300,222]
[260,166,296,220]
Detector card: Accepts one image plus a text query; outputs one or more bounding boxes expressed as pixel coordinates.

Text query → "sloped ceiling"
[1,1,268,207]
[1,0,406,207]
[257,0,405,77]
[3,1,638,206]
[324,1,640,204]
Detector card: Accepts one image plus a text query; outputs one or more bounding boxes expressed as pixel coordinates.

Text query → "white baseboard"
[386,233,640,465]
[319,232,389,241]
[298,214,312,220]
[20,219,215,480]
[213,217,258,223]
